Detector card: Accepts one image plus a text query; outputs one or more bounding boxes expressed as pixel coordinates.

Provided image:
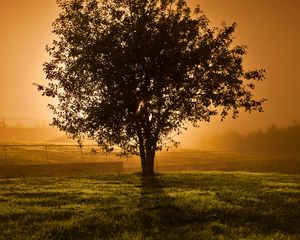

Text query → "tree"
[36,0,265,176]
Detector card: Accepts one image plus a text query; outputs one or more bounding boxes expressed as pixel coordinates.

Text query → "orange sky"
[0,0,300,148]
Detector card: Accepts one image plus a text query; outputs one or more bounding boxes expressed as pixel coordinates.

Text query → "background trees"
[37,0,265,175]
[203,121,300,154]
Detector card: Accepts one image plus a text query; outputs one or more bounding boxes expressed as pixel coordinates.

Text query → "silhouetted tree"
[36,0,265,176]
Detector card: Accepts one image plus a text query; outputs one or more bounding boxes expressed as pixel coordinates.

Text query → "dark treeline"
[203,120,300,153]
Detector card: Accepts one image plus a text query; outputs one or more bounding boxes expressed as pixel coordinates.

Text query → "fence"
[0,144,259,167]
[0,144,116,165]
[1,144,299,175]
[0,145,124,178]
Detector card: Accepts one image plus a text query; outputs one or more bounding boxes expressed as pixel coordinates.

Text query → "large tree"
[37,0,265,176]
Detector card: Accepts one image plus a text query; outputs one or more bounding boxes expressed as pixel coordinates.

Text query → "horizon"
[1,116,300,151]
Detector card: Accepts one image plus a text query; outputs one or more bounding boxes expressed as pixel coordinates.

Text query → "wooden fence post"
[80,146,84,163]
[4,146,8,162]
[45,145,49,164]
[1,118,5,128]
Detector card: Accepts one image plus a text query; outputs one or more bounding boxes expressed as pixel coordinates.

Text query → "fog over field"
[1,120,299,176]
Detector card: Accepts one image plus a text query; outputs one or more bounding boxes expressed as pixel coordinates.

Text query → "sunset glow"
[0,0,299,148]
[0,2,299,238]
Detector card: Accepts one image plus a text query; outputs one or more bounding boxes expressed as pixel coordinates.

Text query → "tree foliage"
[36,0,265,175]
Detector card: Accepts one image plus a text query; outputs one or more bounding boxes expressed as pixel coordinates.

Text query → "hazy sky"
[0,0,300,148]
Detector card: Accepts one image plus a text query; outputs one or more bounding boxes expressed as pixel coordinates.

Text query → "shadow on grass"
[136,174,300,239]
[136,175,204,239]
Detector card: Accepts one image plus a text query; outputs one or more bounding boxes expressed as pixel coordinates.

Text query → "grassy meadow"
[0,172,299,239]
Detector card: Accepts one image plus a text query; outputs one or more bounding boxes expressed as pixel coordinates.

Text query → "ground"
[0,172,299,239]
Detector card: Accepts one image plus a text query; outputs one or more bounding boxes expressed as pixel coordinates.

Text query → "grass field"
[0,172,299,239]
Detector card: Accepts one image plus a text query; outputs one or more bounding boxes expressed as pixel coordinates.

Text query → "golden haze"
[0,0,299,148]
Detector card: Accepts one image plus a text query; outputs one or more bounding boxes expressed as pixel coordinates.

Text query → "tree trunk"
[141,150,155,176]
[136,120,157,176]
[138,138,156,176]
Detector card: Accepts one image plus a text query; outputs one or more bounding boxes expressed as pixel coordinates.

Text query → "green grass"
[0,172,299,239]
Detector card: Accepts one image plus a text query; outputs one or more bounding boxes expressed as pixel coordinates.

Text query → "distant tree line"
[203,120,300,153]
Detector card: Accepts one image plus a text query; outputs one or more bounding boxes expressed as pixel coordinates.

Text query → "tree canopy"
[36,0,265,175]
